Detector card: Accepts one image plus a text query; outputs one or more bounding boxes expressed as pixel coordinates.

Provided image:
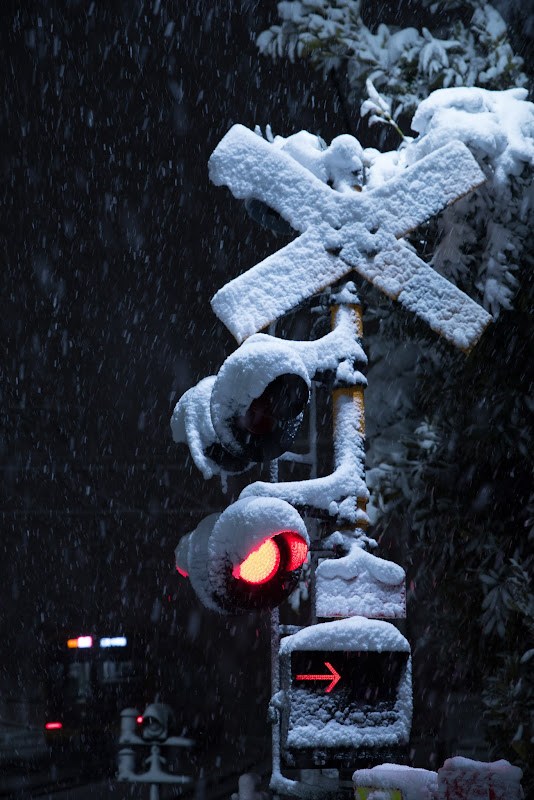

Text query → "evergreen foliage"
[257,0,527,119]
[258,0,534,788]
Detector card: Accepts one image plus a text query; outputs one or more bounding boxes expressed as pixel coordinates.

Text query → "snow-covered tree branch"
[257,0,534,786]
[257,0,527,120]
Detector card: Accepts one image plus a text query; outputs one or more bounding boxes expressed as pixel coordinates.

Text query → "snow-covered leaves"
[358,86,534,333]
[358,85,533,526]
[406,86,534,318]
[257,0,527,119]
[256,1,534,782]
[481,553,534,763]
[361,79,408,140]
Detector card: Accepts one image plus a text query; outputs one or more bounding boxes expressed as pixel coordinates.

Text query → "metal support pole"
[270,605,281,795]
[331,300,368,539]
[149,775,160,800]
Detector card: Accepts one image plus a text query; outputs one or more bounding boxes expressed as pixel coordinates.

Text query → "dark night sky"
[0,0,533,776]
[0,0,349,630]
[0,3,321,615]
[0,0,352,754]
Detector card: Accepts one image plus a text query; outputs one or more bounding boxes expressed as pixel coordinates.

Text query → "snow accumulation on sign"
[278,618,412,765]
[316,542,406,619]
[209,124,491,352]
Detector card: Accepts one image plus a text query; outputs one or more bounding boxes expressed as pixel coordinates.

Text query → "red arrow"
[296,661,341,693]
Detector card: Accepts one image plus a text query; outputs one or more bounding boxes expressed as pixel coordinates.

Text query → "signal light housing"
[171,376,254,480]
[210,339,311,462]
[141,703,175,742]
[175,497,309,614]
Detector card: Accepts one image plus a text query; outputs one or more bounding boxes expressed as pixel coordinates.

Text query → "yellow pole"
[331,301,368,532]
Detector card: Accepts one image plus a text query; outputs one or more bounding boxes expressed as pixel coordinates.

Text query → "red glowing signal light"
[233,537,280,584]
[232,531,308,585]
[284,531,308,570]
[45,722,63,730]
[137,716,143,724]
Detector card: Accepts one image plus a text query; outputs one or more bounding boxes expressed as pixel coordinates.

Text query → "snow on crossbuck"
[209,124,492,352]
[172,124,504,791]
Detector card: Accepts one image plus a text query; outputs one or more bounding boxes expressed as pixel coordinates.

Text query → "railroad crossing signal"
[209,124,491,352]
[173,121,492,795]
[174,496,309,614]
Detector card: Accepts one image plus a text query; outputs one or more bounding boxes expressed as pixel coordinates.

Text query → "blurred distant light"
[100,636,127,648]
[137,716,143,724]
[77,636,93,648]
[67,636,93,648]
[67,635,93,649]
[45,722,62,730]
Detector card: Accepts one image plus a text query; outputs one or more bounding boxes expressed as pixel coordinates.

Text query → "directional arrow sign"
[209,125,492,352]
[279,619,412,768]
[296,661,341,693]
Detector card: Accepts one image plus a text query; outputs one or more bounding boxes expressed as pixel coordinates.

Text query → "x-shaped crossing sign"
[209,125,492,352]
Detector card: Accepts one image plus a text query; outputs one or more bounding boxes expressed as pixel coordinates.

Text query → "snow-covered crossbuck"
[174,121,494,797]
[209,124,491,352]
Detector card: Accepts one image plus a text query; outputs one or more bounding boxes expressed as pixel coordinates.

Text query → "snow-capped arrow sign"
[209,124,492,353]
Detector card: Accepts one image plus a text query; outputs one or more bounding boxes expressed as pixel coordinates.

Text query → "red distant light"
[233,537,280,584]
[176,566,189,577]
[45,722,62,730]
[283,531,308,570]
[136,716,143,724]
